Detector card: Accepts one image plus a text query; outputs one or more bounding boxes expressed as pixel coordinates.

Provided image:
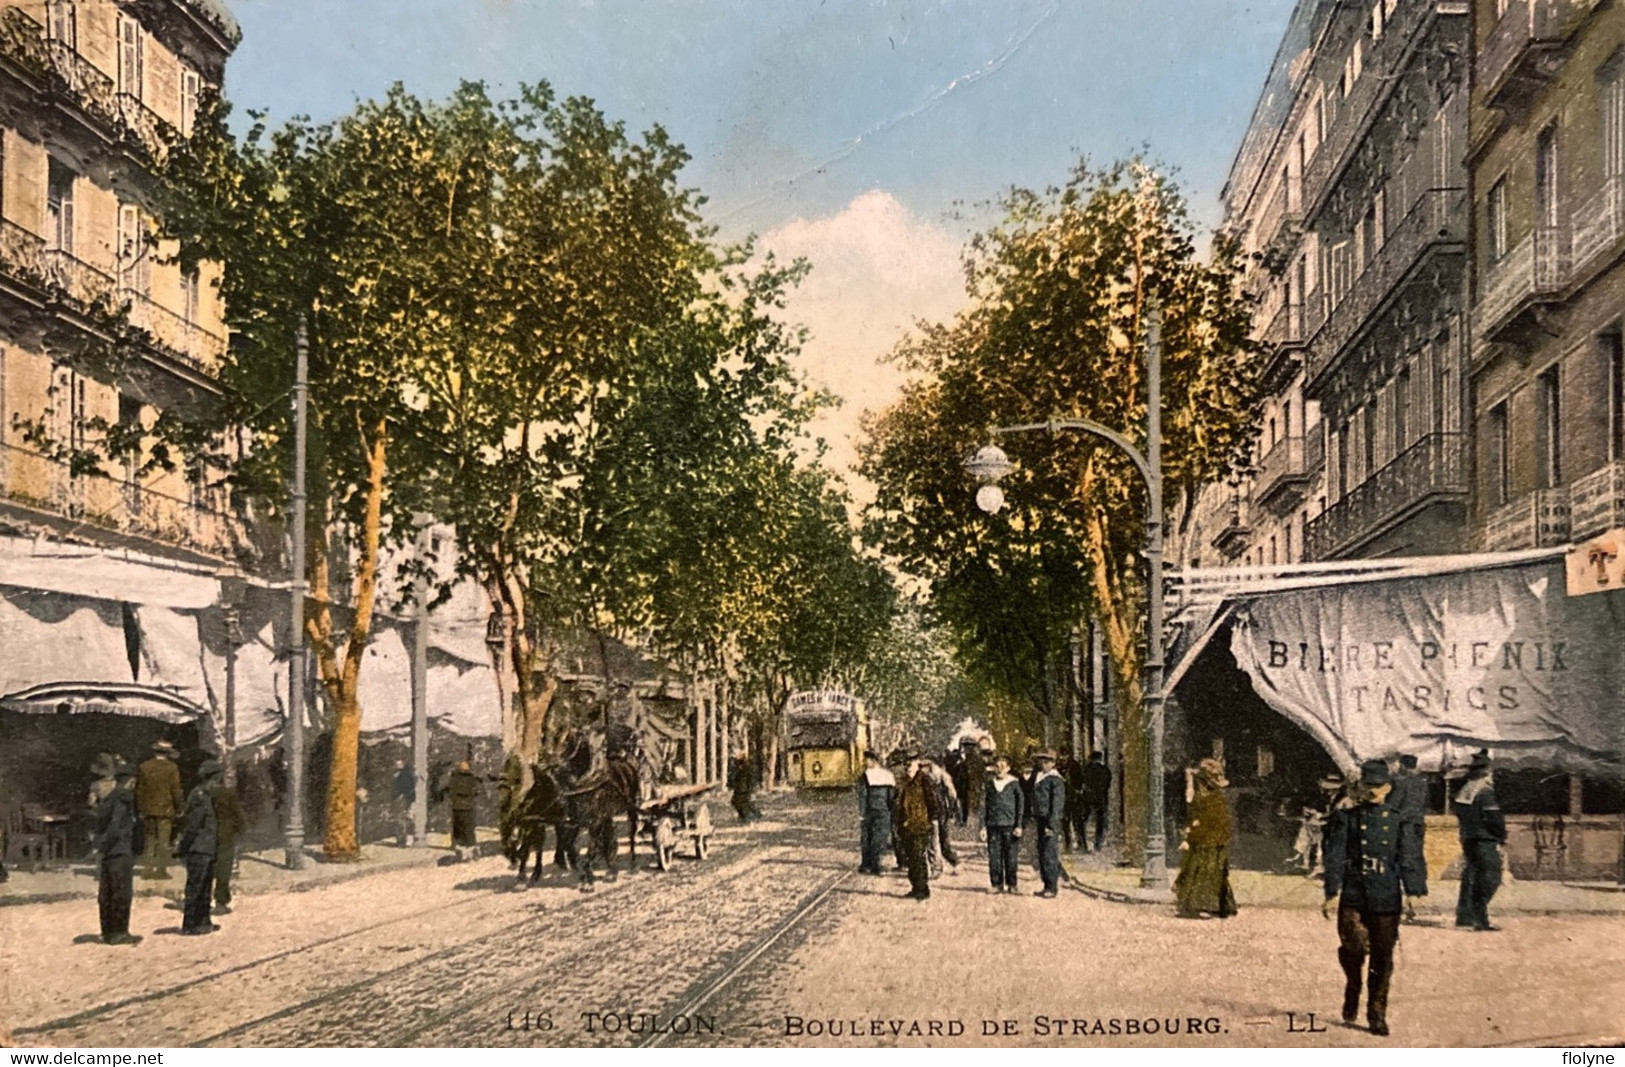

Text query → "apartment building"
[0,0,238,564]
[1470,0,1625,552]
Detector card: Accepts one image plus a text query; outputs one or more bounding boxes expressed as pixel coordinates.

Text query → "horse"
[513,764,569,884]
[555,728,644,887]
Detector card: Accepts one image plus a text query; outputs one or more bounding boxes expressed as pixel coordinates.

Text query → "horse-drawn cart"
[640,783,717,871]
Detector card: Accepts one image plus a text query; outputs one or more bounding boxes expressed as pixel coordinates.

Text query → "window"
[1536,123,1560,230]
[1488,401,1511,507]
[50,363,87,455]
[1606,329,1625,461]
[1599,51,1625,184]
[1283,399,1294,439]
[180,68,200,138]
[1537,365,1562,488]
[45,1,75,46]
[1487,177,1509,262]
[1363,403,1377,478]
[1395,367,1411,452]
[46,160,74,254]
[116,14,143,100]
[1284,521,1294,562]
[118,394,142,485]
[117,203,150,295]
[182,268,200,324]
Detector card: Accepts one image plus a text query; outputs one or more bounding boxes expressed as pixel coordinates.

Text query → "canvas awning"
[1175,555,1625,776]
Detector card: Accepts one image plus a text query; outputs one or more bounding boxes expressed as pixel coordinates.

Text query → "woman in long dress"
[1175,758,1238,919]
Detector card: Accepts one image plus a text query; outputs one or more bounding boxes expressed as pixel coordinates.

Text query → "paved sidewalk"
[1061,849,1625,915]
[0,828,500,908]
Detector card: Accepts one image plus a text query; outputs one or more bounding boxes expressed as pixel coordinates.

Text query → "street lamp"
[962,307,1170,897]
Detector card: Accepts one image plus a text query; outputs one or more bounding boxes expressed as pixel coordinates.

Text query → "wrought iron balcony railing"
[0,440,242,561]
[1256,433,1323,510]
[121,285,226,372]
[1480,0,1600,110]
[1568,459,1625,539]
[1304,432,1466,559]
[1302,0,1449,218]
[40,247,117,309]
[1571,174,1625,276]
[1478,224,1571,340]
[1483,487,1571,551]
[1306,187,1466,389]
[1210,498,1254,559]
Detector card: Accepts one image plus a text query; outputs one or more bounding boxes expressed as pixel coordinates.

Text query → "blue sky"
[223,0,1297,471]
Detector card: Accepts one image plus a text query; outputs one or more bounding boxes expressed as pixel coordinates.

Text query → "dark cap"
[198,758,223,778]
[1468,751,1492,773]
[1398,754,1419,769]
[112,759,136,779]
[1358,759,1391,786]
[1034,750,1057,762]
[863,749,881,762]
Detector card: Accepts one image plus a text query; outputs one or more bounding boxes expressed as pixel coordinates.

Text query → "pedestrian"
[925,758,959,876]
[1174,758,1237,919]
[390,759,416,847]
[175,759,223,936]
[1030,751,1065,897]
[497,752,524,864]
[982,753,1025,893]
[135,740,183,880]
[87,752,120,812]
[448,760,481,855]
[1452,751,1507,932]
[896,754,940,899]
[965,740,991,830]
[886,749,911,871]
[946,745,969,827]
[1390,753,1429,890]
[1321,758,1427,1037]
[1078,751,1112,853]
[728,749,760,823]
[94,760,144,945]
[855,750,895,875]
[211,768,246,916]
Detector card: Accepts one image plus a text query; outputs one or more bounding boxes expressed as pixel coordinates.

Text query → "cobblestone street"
[3,790,1622,1048]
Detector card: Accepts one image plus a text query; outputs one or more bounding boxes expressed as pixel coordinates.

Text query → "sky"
[224,0,1297,477]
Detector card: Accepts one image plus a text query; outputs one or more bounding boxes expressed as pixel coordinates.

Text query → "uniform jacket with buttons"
[1324,794,1427,914]
[1031,769,1066,824]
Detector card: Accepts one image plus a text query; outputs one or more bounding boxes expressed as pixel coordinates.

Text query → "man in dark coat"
[728,750,760,823]
[895,755,941,899]
[1078,751,1112,852]
[136,740,183,879]
[962,742,989,830]
[94,761,144,944]
[1322,758,1427,1037]
[1452,751,1507,931]
[175,759,223,935]
[448,760,481,852]
[855,750,895,875]
[1030,751,1066,897]
[1389,754,1429,888]
[982,754,1026,893]
[211,771,247,915]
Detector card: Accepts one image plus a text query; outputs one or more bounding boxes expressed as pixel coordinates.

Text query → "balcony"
[1256,432,1324,512]
[1480,0,1599,112]
[1302,0,1449,218]
[1484,488,1571,551]
[1571,175,1624,277]
[1477,224,1571,341]
[39,248,117,310]
[121,287,226,373]
[1569,459,1625,539]
[1305,187,1467,391]
[0,8,173,161]
[1210,500,1254,559]
[0,441,242,562]
[1254,177,1303,263]
[1304,432,1467,560]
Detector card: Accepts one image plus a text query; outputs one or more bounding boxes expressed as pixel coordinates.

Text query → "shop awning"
[1174,554,1625,777]
[0,681,207,723]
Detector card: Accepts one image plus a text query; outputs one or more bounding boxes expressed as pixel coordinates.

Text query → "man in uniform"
[896,754,940,899]
[94,761,144,945]
[136,740,183,879]
[1321,758,1427,1037]
[1452,751,1507,931]
[855,750,895,875]
[1389,754,1428,889]
[175,759,224,935]
[1079,751,1112,853]
[982,753,1025,893]
[212,767,247,916]
[1030,751,1065,897]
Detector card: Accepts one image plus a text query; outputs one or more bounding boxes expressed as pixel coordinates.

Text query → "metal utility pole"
[410,523,431,846]
[1141,306,1168,892]
[284,318,309,870]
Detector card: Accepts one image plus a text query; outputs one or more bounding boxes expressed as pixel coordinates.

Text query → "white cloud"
[761,190,967,481]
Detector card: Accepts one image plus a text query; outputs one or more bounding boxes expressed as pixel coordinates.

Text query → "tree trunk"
[482,567,558,782]
[1083,488,1147,867]
[313,420,388,861]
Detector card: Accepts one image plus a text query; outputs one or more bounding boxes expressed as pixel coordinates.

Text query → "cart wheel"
[655,816,676,871]
[696,834,710,860]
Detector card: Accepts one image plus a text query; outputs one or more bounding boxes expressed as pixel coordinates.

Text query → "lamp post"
[963,308,1168,895]
[284,317,309,870]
